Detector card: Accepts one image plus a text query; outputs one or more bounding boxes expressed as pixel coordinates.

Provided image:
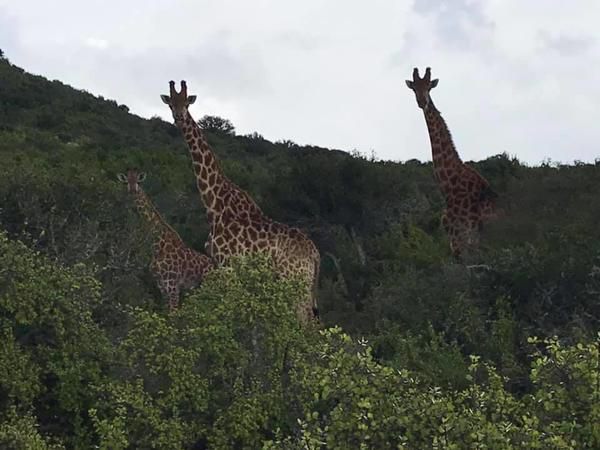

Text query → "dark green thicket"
[1,52,599,447]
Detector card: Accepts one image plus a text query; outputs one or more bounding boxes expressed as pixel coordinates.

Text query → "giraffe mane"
[435,110,459,159]
[127,172,185,243]
[144,194,184,241]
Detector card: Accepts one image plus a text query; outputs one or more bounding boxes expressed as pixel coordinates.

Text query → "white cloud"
[0,0,599,164]
[84,37,109,50]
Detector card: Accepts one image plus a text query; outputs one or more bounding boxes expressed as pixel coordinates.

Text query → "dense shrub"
[2,232,599,448]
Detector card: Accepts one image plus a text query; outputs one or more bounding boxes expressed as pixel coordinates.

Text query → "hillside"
[1,51,599,447]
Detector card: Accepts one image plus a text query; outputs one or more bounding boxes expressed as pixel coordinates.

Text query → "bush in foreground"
[1,232,599,449]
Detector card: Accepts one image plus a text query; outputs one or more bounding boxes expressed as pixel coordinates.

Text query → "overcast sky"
[1,0,599,164]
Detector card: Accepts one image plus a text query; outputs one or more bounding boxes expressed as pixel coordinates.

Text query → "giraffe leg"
[468,222,481,246]
[442,209,462,257]
[157,278,180,312]
[452,219,482,260]
[167,288,180,312]
[450,235,462,259]
[446,221,464,260]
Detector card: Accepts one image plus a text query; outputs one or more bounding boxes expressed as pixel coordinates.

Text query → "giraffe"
[406,67,498,257]
[118,168,214,311]
[160,81,320,322]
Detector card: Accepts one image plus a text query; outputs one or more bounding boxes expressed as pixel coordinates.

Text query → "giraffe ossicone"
[119,168,213,311]
[161,81,320,322]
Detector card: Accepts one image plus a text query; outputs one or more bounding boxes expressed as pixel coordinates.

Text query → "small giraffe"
[160,81,320,322]
[118,169,213,311]
[406,67,498,257]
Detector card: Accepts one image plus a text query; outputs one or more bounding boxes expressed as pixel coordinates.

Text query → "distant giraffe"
[118,169,213,311]
[406,67,498,257]
[160,81,320,321]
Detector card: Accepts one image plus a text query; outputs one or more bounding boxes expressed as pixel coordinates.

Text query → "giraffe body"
[406,67,498,257]
[161,81,320,321]
[118,169,213,310]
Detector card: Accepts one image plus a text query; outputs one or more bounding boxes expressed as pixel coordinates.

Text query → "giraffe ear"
[187,95,197,105]
[430,79,439,89]
[160,95,171,104]
[405,80,414,89]
[117,173,127,183]
[137,172,147,182]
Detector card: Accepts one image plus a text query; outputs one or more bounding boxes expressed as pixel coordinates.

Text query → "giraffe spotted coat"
[161,82,320,322]
[406,67,498,257]
[119,169,213,311]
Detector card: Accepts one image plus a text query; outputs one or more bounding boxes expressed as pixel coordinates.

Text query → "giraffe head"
[405,67,439,110]
[117,168,146,194]
[160,80,197,125]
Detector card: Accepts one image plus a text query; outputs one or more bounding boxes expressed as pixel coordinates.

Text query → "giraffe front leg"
[441,209,460,256]
[204,233,214,257]
[157,279,180,312]
[467,221,481,246]
[447,222,463,259]
[449,234,462,259]
[167,288,181,312]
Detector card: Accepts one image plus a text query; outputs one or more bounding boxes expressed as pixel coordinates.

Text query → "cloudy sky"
[1,0,599,164]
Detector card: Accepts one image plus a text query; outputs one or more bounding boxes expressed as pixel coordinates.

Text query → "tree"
[198,115,235,135]
[276,139,299,149]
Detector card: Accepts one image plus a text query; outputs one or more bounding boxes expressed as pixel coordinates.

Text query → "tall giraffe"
[406,67,498,257]
[160,81,320,321]
[118,169,213,311]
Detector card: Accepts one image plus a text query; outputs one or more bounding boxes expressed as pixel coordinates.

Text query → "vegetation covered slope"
[1,51,599,447]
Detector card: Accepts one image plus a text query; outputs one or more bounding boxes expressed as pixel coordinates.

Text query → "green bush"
[0,231,109,447]
[1,231,600,448]
[87,254,310,449]
[267,330,600,449]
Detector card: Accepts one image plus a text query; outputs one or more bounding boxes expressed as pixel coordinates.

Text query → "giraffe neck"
[178,111,226,218]
[423,100,464,192]
[133,189,182,242]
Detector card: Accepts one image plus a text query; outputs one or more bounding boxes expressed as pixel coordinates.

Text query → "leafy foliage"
[198,115,236,135]
[2,232,599,448]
